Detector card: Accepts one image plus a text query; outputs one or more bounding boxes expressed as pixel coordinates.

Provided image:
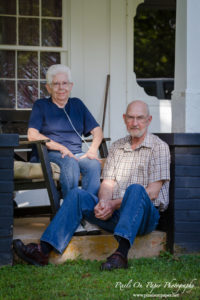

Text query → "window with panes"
[0,0,67,109]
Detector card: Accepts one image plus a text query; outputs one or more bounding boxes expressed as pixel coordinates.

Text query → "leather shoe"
[100,251,128,271]
[13,239,49,266]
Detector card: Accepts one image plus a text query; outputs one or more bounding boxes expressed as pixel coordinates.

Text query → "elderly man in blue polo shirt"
[14,100,170,270]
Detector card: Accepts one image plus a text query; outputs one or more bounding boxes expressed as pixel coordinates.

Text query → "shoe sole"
[74,230,101,236]
[87,230,101,236]
[13,241,44,267]
[74,231,87,236]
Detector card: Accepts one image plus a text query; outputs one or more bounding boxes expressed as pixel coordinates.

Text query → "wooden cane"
[102,74,110,132]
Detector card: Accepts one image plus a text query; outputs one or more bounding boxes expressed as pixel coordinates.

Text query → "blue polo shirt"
[28,97,99,154]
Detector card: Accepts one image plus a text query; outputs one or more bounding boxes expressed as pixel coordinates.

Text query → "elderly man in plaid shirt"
[14,100,170,270]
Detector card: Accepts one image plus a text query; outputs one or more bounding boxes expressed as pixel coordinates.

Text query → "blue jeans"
[48,151,101,198]
[41,184,160,254]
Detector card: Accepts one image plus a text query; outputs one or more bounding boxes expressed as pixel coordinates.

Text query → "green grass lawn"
[0,254,199,300]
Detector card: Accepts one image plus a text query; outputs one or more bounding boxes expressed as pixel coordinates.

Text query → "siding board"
[0,158,13,169]
[0,237,13,252]
[175,210,200,221]
[174,233,199,243]
[175,242,200,252]
[0,253,13,266]
[0,193,13,205]
[0,134,18,266]
[175,188,200,199]
[0,169,13,180]
[175,222,200,233]
[175,199,200,209]
[175,155,200,165]
[0,181,14,193]
[175,147,200,155]
[0,206,13,217]
[175,166,200,177]
[175,177,200,187]
[0,149,13,156]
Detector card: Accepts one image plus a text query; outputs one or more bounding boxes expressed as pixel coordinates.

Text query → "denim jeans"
[41,184,160,254]
[48,151,101,198]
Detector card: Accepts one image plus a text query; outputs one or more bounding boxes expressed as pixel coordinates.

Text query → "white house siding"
[69,0,172,145]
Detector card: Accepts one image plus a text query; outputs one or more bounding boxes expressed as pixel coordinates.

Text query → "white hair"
[46,64,72,84]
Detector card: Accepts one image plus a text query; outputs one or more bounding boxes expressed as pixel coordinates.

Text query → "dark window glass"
[18,80,38,108]
[0,0,16,14]
[19,0,39,16]
[0,17,16,44]
[18,51,38,79]
[0,80,15,108]
[163,81,174,99]
[40,81,49,98]
[19,18,39,46]
[42,19,62,46]
[42,0,62,17]
[40,52,60,78]
[0,50,15,78]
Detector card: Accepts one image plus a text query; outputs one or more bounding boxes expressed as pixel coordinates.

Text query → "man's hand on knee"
[79,150,100,161]
[60,148,78,160]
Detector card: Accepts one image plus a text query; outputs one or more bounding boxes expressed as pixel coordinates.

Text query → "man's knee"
[64,187,87,199]
[89,159,101,170]
[124,184,152,211]
[126,184,145,194]
[122,184,147,207]
[61,156,79,169]
[63,187,95,207]
[80,158,101,172]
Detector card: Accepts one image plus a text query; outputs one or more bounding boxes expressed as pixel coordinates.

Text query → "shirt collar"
[121,133,153,151]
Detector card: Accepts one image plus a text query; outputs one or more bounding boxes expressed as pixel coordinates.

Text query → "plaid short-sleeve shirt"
[102,133,170,211]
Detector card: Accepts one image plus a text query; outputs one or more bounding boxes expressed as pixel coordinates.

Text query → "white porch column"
[172,0,200,132]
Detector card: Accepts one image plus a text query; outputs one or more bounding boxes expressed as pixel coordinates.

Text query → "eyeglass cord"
[63,107,90,150]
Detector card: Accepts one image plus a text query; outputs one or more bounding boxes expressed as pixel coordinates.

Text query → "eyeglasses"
[126,115,149,123]
[51,81,72,90]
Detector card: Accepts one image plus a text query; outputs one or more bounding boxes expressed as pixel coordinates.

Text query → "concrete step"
[13,217,166,264]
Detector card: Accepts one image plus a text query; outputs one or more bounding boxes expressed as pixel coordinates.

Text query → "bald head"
[126,100,150,116]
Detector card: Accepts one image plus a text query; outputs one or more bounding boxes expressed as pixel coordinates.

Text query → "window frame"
[0,0,69,109]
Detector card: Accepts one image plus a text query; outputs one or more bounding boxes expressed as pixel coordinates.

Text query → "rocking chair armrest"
[19,139,50,146]
[15,138,51,163]
[82,137,111,158]
[18,134,49,144]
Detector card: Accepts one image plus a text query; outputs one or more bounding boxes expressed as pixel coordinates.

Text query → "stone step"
[13,217,166,264]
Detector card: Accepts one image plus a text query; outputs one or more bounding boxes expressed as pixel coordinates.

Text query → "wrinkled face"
[46,73,73,103]
[123,102,152,138]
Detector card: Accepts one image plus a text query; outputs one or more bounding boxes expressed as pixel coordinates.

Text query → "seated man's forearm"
[89,126,103,153]
[111,198,122,210]
[98,179,114,201]
[145,180,164,201]
[28,128,71,154]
